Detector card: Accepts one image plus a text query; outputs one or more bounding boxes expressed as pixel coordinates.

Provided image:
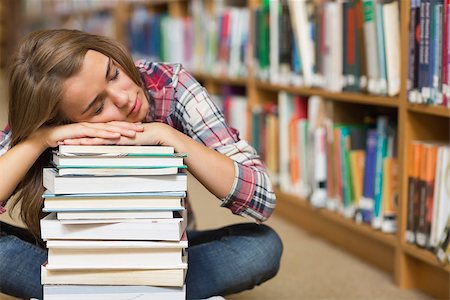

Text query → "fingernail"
[136,125,144,130]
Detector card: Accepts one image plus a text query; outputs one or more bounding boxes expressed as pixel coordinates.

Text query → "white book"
[288,0,315,87]
[430,147,450,247]
[43,191,185,210]
[46,234,187,269]
[270,0,280,84]
[58,145,175,155]
[55,166,185,176]
[43,285,186,300]
[43,168,188,194]
[52,152,185,168]
[55,210,178,220]
[41,265,186,287]
[323,2,344,92]
[382,0,400,96]
[40,212,187,241]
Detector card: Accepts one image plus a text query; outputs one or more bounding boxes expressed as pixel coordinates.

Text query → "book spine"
[408,0,419,101]
[362,0,380,94]
[432,3,444,105]
[406,142,422,243]
[419,0,432,103]
[382,0,401,96]
[436,215,450,262]
[442,0,449,106]
[373,116,388,229]
[270,0,280,84]
[375,1,387,95]
[360,129,377,224]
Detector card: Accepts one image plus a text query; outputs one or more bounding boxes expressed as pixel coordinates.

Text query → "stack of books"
[40,145,188,299]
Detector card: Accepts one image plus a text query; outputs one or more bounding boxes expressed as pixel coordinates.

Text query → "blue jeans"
[0,221,282,299]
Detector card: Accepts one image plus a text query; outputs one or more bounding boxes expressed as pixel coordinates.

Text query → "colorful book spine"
[372,116,388,229]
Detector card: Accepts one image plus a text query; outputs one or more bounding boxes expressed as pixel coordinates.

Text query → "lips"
[129,97,142,116]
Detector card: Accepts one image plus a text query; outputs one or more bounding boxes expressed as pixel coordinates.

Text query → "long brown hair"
[7,29,143,238]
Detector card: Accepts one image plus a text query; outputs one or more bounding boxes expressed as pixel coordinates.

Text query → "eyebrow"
[81,57,112,115]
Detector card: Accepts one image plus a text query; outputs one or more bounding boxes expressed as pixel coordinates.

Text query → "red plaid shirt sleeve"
[137,61,276,222]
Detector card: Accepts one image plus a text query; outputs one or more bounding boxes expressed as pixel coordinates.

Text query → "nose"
[107,86,128,108]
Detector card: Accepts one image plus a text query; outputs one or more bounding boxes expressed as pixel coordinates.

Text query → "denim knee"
[250,224,283,283]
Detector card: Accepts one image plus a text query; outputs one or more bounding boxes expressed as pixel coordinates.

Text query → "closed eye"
[94,100,105,115]
[110,68,120,81]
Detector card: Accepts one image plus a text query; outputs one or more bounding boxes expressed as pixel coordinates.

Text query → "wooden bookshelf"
[407,103,450,118]
[255,80,400,107]
[197,1,448,298]
[13,0,450,298]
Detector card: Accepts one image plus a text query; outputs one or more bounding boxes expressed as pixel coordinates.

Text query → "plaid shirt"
[0,61,276,226]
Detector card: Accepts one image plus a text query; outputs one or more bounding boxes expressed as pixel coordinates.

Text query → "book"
[46,234,187,269]
[43,168,188,194]
[360,129,378,224]
[43,285,186,300]
[52,152,185,168]
[372,116,389,229]
[40,212,187,241]
[406,141,422,243]
[381,157,398,234]
[362,0,381,94]
[430,146,450,247]
[54,210,180,220]
[57,145,175,155]
[416,142,438,247]
[42,191,185,210]
[288,0,315,87]
[383,0,401,96]
[436,215,450,263]
[407,0,421,103]
[41,265,186,287]
[55,166,186,176]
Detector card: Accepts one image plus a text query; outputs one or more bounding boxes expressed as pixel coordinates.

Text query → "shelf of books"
[15,0,450,298]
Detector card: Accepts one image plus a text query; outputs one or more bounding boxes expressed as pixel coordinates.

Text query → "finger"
[81,123,140,137]
[106,121,145,132]
[62,137,120,145]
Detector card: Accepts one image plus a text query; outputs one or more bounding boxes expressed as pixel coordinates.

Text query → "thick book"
[52,152,185,168]
[41,265,186,287]
[43,168,188,194]
[43,191,185,210]
[46,233,187,269]
[40,212,187,241]
[57,145,175,155]
[43,285,185,300]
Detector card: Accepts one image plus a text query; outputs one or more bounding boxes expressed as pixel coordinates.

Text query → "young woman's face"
[60,50,149,123]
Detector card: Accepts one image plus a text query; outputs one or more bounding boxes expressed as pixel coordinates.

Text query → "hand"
[114,122,174,146]
[33,121,144,148]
